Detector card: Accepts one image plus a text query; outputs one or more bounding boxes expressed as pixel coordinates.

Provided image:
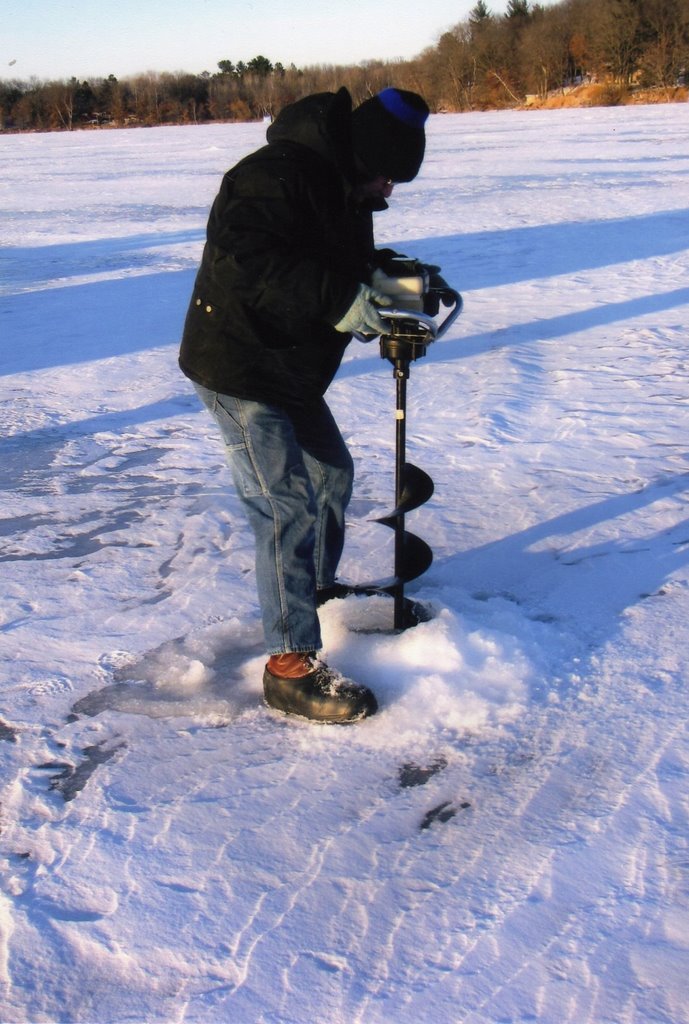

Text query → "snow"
[2,103,689,1022]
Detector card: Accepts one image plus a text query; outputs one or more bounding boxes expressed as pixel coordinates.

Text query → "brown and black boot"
[263,652,378,724]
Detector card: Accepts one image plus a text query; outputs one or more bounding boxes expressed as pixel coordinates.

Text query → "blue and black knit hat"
[351,88,429,183]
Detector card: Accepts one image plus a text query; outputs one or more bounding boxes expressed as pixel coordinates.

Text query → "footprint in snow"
[397,757,471,830]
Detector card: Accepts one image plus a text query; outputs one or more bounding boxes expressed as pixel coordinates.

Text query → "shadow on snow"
[3,208,689,376]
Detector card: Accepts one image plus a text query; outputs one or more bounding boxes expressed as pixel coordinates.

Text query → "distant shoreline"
[2,84,687,136]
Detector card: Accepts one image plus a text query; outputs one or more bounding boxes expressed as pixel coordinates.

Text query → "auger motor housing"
[378,308,439,366]
[372,255,462,365]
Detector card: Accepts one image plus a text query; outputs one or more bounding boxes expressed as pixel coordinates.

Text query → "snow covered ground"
[1,102,689,1023]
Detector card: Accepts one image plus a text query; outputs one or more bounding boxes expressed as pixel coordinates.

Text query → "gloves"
[421,264,455,316]
[374,248,414,276]
[333,284,393,337]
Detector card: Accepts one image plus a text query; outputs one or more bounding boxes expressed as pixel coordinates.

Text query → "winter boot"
[263,652,378,724]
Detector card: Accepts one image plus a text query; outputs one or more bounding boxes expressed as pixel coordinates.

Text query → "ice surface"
[1,105,689,1022]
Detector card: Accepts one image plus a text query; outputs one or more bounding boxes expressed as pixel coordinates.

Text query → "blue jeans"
[194,384,354,655]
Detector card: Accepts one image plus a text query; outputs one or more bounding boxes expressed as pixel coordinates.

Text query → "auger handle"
[377,288,463,340]
[433,288,463,339]
[378,307,438,339]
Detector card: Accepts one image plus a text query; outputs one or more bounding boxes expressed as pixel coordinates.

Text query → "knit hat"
[351,88,429,183]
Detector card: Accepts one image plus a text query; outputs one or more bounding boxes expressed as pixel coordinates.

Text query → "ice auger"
[354,271,463,630]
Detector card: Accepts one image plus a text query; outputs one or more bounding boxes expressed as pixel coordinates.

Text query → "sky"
[3,0,517,82]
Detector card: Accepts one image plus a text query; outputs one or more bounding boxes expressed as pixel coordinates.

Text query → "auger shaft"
[393,361,410,629]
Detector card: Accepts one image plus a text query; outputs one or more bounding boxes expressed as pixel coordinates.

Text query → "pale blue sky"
[3,0,518,81]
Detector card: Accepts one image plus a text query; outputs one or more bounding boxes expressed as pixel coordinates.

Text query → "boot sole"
[262,698,372,725]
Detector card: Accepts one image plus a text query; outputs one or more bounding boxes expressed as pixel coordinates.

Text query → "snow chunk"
[320,596,532,744]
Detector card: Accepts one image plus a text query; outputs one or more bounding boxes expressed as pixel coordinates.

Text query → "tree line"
[2,0,687,132]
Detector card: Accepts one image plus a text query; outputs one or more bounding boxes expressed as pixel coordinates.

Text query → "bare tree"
[594,0,644,83]
[638,0,689,91]
[520,4,572,97]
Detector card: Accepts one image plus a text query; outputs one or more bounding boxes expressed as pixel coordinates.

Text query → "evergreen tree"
[469,0,492,24]
[247,55,273,77]
[506,0,530,19]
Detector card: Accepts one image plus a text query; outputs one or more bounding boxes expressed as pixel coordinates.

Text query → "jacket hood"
[266,88,357,183]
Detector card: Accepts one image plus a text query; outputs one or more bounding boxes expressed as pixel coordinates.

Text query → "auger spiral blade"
[394,529,433,584]
[377,463,434,521]
[347,529,432,593]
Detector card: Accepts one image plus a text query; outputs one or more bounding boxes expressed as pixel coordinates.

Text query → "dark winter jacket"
[179,88,385,407]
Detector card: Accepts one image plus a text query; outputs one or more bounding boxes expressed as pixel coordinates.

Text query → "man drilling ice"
[180,86,449,723]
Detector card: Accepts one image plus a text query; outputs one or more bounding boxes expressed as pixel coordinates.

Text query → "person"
[179,86,431,724]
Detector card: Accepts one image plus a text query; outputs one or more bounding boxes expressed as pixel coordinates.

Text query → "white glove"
[333,284,393,336]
